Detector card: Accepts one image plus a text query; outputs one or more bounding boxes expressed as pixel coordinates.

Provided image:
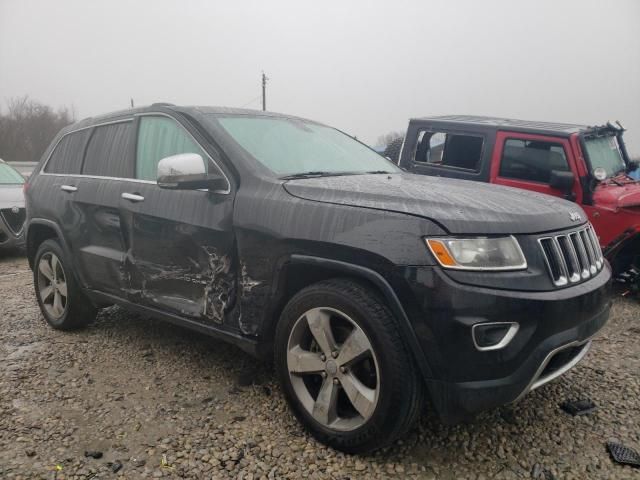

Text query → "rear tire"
[274,278,423,453]
[34,239,97,330]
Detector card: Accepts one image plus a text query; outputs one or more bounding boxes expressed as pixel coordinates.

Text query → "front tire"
[275,279,423,453]
[34,239,97,330]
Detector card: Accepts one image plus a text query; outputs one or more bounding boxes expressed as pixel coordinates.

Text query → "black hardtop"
[411,115,591,137]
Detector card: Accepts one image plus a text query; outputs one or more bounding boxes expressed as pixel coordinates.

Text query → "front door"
[119,114,236,326]
[490,131,580,201]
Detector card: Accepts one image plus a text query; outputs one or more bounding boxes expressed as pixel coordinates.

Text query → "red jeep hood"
[593,180,640,211]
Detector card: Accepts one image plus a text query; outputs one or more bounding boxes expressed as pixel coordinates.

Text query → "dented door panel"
[119,183,237,328]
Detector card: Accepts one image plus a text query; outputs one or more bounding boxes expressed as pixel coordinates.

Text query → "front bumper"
[391,263,611,423]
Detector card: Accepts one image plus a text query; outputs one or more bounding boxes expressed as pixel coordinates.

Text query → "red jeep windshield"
[584,135,626,178]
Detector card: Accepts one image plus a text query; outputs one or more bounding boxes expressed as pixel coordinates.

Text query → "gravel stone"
[1,254,639,478]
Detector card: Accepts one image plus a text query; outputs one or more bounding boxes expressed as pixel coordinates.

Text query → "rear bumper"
[392,263,611,423]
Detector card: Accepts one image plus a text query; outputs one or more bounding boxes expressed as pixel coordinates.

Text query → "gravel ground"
[1,253,639,480]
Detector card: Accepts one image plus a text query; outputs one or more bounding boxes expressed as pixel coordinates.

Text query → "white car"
[0,159,26,251]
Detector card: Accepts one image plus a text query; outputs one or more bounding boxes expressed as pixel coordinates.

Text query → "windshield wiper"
[280,170,395,180]
[280,171,358,180]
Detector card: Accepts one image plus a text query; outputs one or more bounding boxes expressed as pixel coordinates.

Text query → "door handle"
[60,185,78,193]
[121,192,145,202]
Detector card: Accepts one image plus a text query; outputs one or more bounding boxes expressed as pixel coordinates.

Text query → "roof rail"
[151,102,175,107]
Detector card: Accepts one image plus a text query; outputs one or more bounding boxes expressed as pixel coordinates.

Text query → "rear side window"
[44,130,90,174]
[135,116,207,181]
[413,131,483,171]
[83,122,134,178]
[500,139,569,183]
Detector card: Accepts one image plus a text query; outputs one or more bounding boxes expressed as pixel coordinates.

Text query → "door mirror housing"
[549,170,575,192]
[157,153,228,191]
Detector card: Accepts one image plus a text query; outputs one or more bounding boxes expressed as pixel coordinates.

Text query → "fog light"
[472,322,519,351]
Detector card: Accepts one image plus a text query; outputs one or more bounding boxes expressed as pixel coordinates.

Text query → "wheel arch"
[260,254,433,379]
[26,219,72,270]
[604,226,640,274]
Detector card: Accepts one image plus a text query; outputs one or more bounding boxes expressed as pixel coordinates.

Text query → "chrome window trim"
[38,112,232,195]
[471,322,520,352]
[38,172,157,185]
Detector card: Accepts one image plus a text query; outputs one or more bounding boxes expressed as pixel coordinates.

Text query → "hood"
[283,173,585,234]
[593,178,640,211]
[0,185,25,209]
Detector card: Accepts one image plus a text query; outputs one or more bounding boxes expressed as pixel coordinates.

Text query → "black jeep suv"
[25,105,611,453]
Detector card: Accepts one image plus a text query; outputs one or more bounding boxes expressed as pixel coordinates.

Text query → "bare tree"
[376,131,405,148]
[0,96,75,163]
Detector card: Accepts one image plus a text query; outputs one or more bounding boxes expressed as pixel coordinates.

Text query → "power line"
[239,95,262,108]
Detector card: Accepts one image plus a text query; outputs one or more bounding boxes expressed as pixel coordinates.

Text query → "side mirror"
[549,170,575,195]
[157,153,228,191]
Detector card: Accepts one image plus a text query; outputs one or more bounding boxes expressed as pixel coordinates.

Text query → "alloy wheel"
[37,252,68,319]
[287,307,380,431]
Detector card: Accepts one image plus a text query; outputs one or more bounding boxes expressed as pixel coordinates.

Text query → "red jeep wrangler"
[392,116,639,287]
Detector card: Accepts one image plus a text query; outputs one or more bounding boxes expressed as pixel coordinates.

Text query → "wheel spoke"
[57,279,67,298]
[312,378,338,425]
[53,291,63,317]
[306,309,336,356]
[40,285,54,302]
[38,257,54,281]
[288,346,325,374]
[340,372,377,420]
[51,255,60,281]
[337,327,371,367]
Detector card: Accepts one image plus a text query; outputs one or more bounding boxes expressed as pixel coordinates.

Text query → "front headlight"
[425,236,527,271]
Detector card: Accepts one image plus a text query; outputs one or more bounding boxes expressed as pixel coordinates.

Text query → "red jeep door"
[490,131,581,202]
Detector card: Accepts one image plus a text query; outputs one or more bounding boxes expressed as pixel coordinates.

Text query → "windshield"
[212,115,400,176]
[584,135,626,179]
[0,163,25,185]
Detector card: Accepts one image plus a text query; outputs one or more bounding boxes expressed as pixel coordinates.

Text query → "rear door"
[35,128,94,285]
[491,131,579,200]
[68,119,135,296]
[119,113,236,326]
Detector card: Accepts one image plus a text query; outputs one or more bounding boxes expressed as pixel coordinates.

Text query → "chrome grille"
[539,224,604,286]
[0,208,26,236]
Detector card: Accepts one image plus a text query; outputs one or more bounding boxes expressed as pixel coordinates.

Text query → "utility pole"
[262,72,268,111]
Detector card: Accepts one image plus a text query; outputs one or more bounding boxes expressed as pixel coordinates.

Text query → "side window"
[83,122,134,178]
[135,116,207,181]
[499,139,569,183]
[414,131,483,171]
[44,130,91,174]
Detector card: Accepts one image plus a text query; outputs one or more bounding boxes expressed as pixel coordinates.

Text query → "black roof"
[413,115,590,136]
[68,105,316,132]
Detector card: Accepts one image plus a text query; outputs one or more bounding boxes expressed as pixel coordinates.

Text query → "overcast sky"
[1,0,639,153]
